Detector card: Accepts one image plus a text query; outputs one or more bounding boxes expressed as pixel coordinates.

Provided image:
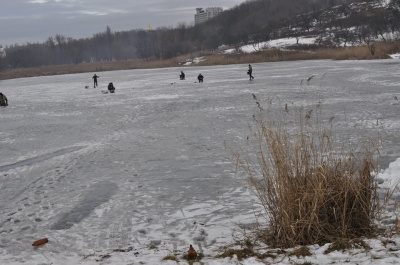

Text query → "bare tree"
[136,30,153,61]
[357,25,375,55]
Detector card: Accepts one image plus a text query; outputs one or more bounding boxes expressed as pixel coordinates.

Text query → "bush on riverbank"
[239,96,380,248]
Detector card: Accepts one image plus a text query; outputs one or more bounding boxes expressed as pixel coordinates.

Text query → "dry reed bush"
[240,99,379,248]
[0,58,180,80]
[197,50,320,66]
[375,41,400,57]
[314,47,373,60]
[313,40,400,60]
[327,46,388,60]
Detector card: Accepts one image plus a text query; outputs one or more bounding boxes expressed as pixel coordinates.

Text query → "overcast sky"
[1,0,244,46]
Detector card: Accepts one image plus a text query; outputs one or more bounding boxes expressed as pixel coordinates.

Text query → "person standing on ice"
[92,74,99,88]
[197,73,204,83]
[0,92,8,106]
[247,64,254,81]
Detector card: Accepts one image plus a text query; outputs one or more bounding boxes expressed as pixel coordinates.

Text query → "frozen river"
[1,59,400,264]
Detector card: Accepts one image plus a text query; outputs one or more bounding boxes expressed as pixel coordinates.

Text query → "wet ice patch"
[51,181,118,230]
[179,202,225,218]
[142,94,180,100]
[0,138,15,144]
[36,111,82,117]
[0,146,85,172]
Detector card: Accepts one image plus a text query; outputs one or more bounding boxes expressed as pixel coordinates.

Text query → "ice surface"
[1,59,400,264]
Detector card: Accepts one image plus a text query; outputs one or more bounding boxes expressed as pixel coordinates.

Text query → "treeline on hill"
[0,0,397,70]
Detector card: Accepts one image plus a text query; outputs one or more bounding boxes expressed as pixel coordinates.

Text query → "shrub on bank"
[239,98,379,248]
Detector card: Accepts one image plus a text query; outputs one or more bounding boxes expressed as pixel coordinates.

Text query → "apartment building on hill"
[0,47,6,58]
[194,7,223,25]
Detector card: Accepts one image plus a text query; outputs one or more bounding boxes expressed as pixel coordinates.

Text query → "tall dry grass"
[240,100,379,248]
[0,58,182,80]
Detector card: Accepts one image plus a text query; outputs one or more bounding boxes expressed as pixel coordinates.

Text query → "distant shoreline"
[1,41,398,81]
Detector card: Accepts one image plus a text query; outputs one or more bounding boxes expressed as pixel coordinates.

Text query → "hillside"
[274,0,400,49]
[1,0,400,77]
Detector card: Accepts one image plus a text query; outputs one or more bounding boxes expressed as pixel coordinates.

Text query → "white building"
[195,7,223,25]
[0,46,5,59]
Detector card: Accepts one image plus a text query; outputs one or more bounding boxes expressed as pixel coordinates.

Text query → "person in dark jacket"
[108,82,115,93]
[179,71,185,80]
[92,74,99,88]
[247,64,254,80]
[197,73,204,83]
[0,92,8,106]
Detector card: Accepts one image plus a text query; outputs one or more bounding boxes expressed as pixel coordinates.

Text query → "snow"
[1,60,400,264]
[390,53,400,59]
[183,57,206,66]
[224,36,318,54]
[225,32,399,55]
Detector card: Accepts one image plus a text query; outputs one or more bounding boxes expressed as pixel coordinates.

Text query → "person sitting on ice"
[179,71,185,80]
[108,82,115,93]
[197,73,204,83]
[0,92,8,106]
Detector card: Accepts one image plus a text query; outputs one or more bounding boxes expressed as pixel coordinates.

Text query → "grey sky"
[1,0,244,46]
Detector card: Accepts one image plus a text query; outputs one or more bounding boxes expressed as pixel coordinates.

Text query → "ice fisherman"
[108,82,115,93]
[92,74,99,88]
[247,64,254,80]
[0,92,8,106]
[180,71,185,80]
[197,73,204,83]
